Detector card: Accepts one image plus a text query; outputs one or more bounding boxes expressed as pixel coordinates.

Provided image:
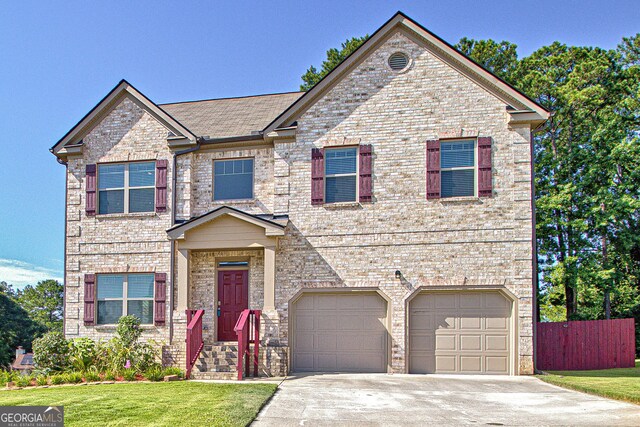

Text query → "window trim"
[212,157,256,202]
[324,145,359,204]
[440,139,478,198]
[96,273,155,325]
[97,161,156,215]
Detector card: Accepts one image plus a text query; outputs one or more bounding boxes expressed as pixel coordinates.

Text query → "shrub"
[122,369,136,381]
[35,375,49,386]
[84,370,101,382]
[68,338,98,372]
[15,375,33,387]
[50,374,65,385]
[144,366,164,382]
[104,371,116,381]
[0,370,18,387]
[108,316,159,373]
[64,372,83,384]
[162,367,184,379]
[33,331,69,371]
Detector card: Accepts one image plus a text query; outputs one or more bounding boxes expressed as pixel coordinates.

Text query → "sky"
[0,0,638,287]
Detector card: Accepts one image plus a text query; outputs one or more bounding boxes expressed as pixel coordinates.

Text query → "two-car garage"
[290,289,515,375]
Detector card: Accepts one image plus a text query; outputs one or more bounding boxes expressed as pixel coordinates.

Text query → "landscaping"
[1,315,183,388]
[0,381,277,426]
[538,359,640,404]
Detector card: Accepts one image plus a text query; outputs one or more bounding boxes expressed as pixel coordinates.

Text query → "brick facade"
[60,27,537,376]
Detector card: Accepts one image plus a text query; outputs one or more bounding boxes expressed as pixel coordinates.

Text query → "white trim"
[96,273,155,325]
[439,139,477,198]
[97,161,155,215]
[323,146,359,204]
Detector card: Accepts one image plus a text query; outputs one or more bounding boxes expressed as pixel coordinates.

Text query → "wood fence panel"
[536,318,636,371]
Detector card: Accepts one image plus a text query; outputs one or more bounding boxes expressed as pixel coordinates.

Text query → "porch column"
[176,248,190,312]
[263,246,276,310]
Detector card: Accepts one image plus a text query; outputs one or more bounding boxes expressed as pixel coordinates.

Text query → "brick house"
[51,12,549,378]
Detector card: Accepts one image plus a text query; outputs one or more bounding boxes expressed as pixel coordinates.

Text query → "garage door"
[409,291,512,374]
[292,292,388,372]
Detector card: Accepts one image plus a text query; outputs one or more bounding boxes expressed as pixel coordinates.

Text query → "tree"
[17,280,64,331]
[454,37,519,82]
[300,36,369,91]
[0,283,45,367]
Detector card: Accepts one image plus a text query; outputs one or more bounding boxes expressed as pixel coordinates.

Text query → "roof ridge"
[159,90,304,106]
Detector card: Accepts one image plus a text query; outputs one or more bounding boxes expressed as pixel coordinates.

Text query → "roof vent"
[388,52,409,71]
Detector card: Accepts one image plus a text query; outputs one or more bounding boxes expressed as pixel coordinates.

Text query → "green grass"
[0,381,277,426]
[537,359,640,404]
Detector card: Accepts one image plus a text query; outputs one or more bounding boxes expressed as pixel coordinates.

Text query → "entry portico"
[167,206,285,340]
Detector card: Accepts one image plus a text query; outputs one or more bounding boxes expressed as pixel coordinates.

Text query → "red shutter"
[478,137,493,197]
[83,274,96,325]
[426,140,441,199]
[85,164,97,216]
[311,148,324,205]
[154,273,167,326]
[155,159,168,212]
[359,145,373,203]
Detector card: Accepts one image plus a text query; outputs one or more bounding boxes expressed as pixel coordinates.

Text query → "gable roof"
[167,206,286,240]
[160,92,303,140]
[50,79,197,159]
[264,11,550,134]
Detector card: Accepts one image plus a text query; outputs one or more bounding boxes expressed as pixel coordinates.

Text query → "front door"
[217,270,249,341]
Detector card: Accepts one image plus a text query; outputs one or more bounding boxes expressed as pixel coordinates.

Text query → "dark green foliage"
[32,331,69,371]
[300,36,369,91]
[0,284,46,368]
[16,280,63,332]
[454,37,519,81]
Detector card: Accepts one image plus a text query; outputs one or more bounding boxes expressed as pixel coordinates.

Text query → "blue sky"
[0,1,638,287]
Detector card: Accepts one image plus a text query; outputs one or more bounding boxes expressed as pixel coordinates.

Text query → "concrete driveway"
[253,373,640,426]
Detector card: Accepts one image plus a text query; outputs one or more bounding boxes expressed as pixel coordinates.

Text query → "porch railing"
[234,309,261,380]
[185,309,205,379]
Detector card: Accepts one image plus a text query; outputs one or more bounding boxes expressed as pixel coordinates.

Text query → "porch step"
[194,343,239,375]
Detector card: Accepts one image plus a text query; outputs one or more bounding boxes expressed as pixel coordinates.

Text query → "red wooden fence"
[536,318,636,371]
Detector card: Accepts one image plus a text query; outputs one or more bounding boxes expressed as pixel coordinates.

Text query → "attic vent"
[388,52,409,71]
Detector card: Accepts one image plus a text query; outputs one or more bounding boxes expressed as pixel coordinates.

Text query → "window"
[213,159,254,200]
[98,162,155,214]
[97,274,154,324]
[325,147,358,203]
[440,140,476,197]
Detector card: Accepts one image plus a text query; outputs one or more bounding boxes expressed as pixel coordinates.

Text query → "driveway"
[253,373,640,426]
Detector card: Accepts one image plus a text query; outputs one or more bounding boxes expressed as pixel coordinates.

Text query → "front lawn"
[537,359,640,404]
[0,381,277,426]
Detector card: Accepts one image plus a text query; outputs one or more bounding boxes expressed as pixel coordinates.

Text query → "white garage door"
[409,291,513,374]
[292,292,388,373]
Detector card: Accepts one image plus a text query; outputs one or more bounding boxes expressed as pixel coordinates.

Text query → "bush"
[68,338,98,372]
[84,370,101,382]
[144,366,164,382]
[104,370,116,381]
[162,367,184,379]
[15,375,33,387]
[109,316,159,373]
[122,369,136,381]
[35,375,49,386]
[64,372,83,384]
[0,370,18,387]
[50,374,65,385]
[33,331,69,371]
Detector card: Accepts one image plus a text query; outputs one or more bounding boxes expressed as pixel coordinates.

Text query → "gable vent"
[388,52,409,71]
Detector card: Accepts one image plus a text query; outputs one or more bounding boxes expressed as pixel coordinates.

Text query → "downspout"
[530,128,539,373]
[60,157,69,339]
[169,140,202,344]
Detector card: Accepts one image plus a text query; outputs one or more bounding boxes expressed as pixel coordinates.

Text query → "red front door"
[217,270,249,341]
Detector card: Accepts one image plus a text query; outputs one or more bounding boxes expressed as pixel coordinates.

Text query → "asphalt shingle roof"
[159,92,303,139]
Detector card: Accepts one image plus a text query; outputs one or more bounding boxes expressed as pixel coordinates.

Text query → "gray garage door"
[292,292,388,372]
[409,291,512,374]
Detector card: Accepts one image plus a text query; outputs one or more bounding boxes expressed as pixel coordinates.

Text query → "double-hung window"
[213,158,254,200]
[96,274,154,324]
[325,147,358,203]
[440,140,476,198]
[98,162,155,214]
